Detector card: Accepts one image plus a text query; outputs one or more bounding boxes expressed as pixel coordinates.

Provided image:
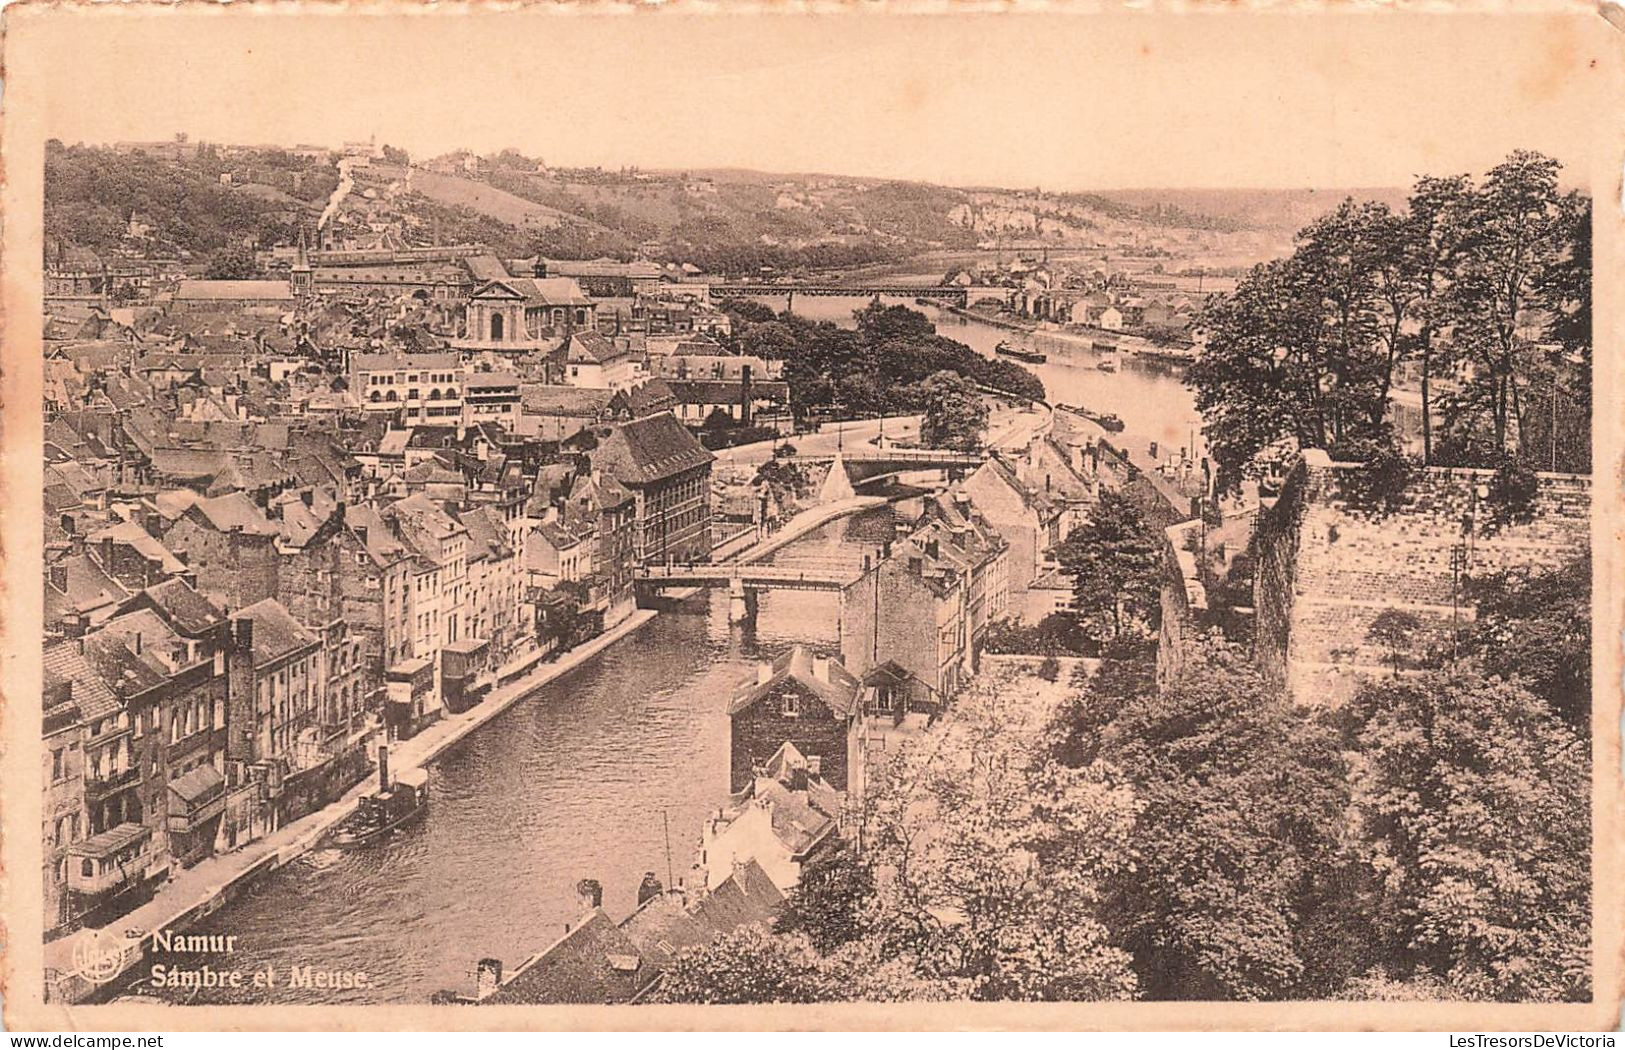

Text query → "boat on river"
[328,748,428,849]
[1058,403,1126,433]
[1097,352,1121,372]
[995,341,1047,364]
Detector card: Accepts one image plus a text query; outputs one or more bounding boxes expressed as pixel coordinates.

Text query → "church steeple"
[291,227,313,300]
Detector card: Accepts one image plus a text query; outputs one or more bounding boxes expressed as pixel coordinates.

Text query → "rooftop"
[175,280,294,302]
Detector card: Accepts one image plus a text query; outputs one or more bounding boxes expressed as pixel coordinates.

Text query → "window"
[781,693,799,718]
[82,859,94,878]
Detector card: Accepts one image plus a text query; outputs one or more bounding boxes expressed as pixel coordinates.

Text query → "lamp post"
[1449,542,1467,663]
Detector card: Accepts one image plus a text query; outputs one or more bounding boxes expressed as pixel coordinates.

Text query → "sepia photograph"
[1,3,1619,1032]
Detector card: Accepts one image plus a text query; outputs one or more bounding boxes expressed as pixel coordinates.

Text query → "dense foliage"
[662,550,1591,1003]
[1052,489,1164,645]
[918,371,989,451]
[1047,637,1364,999]
[720,302,1044,422]
[45,140,335,257]
[1340,669,1590,1001]
[660,670,1140,1003]
[1188,151,1591,490]
[1460,555,1591,731]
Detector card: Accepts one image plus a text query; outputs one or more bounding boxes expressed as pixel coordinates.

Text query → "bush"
[1335,436,1415,516]
[1486,457,1540,528]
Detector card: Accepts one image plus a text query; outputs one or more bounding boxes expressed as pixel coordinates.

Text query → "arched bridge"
[710,284,970,307]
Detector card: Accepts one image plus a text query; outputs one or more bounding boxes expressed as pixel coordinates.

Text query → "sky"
[10,7,1617,192]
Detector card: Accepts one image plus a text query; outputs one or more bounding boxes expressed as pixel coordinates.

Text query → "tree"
[380,144,410,167]
[774,842,875,952]
[204,245,257,279]
[1343,669,1590,1001]
[663,671,1139,1004]
[1366,608,1422,676]
[655,926,837,1004]
[1187,201,1406,489]
[1398,174,1473,465]
[1053,489,1162,644]
[1187,152,1588,485]
[1461,554,1590,731]
[854,672,1141,1002]
[1438,151,1572,464]
[1048,636,1367,1000]
[918,370,988,452]
[1530,190,1593,474]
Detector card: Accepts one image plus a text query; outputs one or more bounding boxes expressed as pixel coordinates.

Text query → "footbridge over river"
[709,283,970,309]
[788,447,985,485]
[635,553,888,635]
[634,494,894,629]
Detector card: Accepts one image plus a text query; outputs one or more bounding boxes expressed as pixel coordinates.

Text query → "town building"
[43,643,104,934]
[460,277,598,352]
[171,279,296,315]
[561,332,640,392]
[586,413,715,564]
[728,646,860,794]
[77,580,238,883]
[350,352,466,425]
[159,490,283,609]
[701,741,841,893]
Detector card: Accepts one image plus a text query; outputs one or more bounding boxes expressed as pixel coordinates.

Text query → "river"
[787,294,1208,465]
[137,509,894,1005]
[143,300,1201,1005]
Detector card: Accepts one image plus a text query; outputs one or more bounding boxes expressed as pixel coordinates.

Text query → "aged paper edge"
[0,0,1619,1032]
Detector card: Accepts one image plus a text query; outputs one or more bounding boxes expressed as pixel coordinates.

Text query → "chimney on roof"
[811,655,830,683]
[301,489,314,508]
[231,615,254,655]
[49,563,67,592]
[354,524,368,547]
[133,631,143,655]
[576,877,603,911]
[807,754,822,778]
[99,535,115,571]
[757,659,774,685]
[475,958,503,1001]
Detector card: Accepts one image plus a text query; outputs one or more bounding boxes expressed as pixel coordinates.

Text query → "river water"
[141,510,893,1005]
[788,295,1207,464]
[147,301,1201,1006]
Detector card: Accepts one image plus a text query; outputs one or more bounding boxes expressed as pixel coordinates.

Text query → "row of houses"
[43,332,727,936]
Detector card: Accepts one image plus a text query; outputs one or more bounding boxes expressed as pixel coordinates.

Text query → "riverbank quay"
[43,495,890,1003]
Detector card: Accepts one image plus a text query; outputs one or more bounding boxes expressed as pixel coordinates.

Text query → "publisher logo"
[70,928,127,985]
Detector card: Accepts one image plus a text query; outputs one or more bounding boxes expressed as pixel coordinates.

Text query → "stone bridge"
[709,284,970,308]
